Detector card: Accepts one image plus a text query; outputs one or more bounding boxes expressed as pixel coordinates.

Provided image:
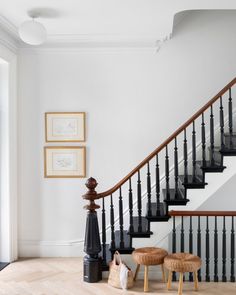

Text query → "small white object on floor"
[120,263,129,290]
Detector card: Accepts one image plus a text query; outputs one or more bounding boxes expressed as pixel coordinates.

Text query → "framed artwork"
[44,146,86,178]
[45,112,86,142]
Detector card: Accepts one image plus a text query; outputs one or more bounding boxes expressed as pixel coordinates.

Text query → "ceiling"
[1,0,236,47]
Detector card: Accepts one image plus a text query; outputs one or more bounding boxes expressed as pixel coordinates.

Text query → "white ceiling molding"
[0,9,173,50]
[0,15,18,38]
[41,34,170,49]
[0,15,19,52]
[0,24,172,50]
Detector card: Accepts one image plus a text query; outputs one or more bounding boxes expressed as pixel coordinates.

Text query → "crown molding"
[0,35,17,53]
[0,15,18,38]
[0,13,172,50]
[0,15,19,53]
[19,33,171,50]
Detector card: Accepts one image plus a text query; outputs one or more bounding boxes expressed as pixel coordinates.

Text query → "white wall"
[18,10,236,257]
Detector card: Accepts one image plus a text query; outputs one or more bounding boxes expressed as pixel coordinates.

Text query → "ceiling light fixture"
[18,18,47,45]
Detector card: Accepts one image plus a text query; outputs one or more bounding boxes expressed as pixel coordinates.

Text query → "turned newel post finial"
[82,177,102,283]
[86,177,97,191]
[83,177,100,211]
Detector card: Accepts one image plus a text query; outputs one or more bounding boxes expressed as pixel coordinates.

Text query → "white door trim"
[0,42,18,262]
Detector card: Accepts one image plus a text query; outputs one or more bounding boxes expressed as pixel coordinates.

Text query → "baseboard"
[18,239,84,257]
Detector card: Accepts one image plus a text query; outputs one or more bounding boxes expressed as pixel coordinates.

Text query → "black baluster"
[102,197,106,265]
[222,216,227,282]
[205,216,210,282]
[165,146,170,200]
[137,171,142,232]
[172,216,176,282]
[192,121,197,181]
[231,216,235,282]
[128,179,134,234]
[229,88,233,147]
[214,216,219,282]
[210,105,215,165]
[110,195,115,250]
[201,113,206,166]
[119,188,124,249]
[189,216,193,282]
[220,96,225,150]
[174,137,179,199]
[147,162,152,216]
[197,216,202,281]
[155,154,160,214]
[184,129,188,184]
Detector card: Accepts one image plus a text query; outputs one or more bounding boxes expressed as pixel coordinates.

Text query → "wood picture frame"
[44,146,86,178]
[45,112,86,142]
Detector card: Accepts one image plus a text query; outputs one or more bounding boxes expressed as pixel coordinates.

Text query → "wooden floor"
[0,258,235,295]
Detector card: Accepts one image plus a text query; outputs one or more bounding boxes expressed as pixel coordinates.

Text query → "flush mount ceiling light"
[18,18,47,45]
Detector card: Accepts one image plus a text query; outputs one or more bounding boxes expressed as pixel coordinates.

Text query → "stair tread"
[146,202,170,222]
[127,216,153,237]
[110,230,134,254]
[163,189,189,205]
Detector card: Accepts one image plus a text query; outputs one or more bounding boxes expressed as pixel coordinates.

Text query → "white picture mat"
[45,147,86,177]
[46,113,85,142]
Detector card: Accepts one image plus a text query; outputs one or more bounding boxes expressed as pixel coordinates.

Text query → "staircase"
[82,77,236,283]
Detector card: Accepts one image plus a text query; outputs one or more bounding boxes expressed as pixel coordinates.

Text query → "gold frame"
[45,112,86,142]
[44,146,86,178]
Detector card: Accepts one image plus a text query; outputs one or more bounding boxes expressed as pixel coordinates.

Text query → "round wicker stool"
[132,247,168,292]
[164,253,202,295]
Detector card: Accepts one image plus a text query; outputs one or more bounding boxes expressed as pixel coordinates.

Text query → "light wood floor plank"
[0,258,234,295]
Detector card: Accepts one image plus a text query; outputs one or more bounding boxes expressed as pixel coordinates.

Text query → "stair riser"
[196,165,205,179]
[127,216,153,238]
[162,188,187,206]
[208,149,223,164]
[224,134,236,146]
[196,163,226,174]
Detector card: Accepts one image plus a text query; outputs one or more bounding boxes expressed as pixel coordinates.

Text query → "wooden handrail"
[96,77,236,198]
[170,210,236,217]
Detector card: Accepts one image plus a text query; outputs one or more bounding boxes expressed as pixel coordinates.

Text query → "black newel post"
[83,177,102,283]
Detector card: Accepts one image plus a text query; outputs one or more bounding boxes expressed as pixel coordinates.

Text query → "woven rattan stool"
[164,253,202,295]
[132,247,168,292]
